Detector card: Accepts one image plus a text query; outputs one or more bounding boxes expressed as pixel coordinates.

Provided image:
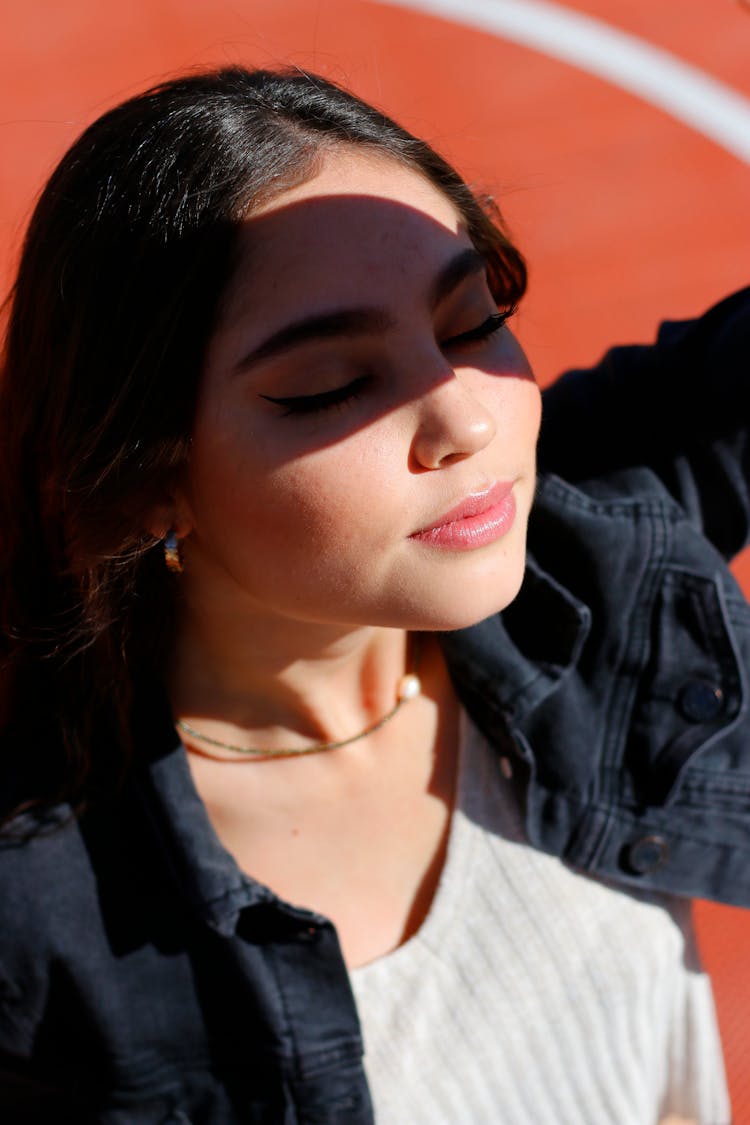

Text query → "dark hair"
[0,65,527,815]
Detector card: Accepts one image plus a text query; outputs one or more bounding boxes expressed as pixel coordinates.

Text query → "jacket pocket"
[625,568,746,805]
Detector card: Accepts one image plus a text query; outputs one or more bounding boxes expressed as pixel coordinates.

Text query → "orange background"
[2,0,749,1115]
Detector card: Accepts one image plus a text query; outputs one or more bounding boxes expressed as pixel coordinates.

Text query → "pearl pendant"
[397,673,421,701]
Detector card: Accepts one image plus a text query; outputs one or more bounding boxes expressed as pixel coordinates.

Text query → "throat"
[186,644,461,967]
[173,632,423,763]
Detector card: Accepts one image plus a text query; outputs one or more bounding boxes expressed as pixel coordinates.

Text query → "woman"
[0,67,743,1123]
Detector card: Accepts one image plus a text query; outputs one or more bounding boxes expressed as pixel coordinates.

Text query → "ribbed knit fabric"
[349,713,731,1125]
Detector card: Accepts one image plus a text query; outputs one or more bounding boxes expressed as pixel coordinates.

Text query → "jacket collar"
[134,685,275,936]
[439,555,591,724]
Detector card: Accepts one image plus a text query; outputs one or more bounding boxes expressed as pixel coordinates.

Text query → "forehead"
[254,148,460,225]
[217,151,470,329]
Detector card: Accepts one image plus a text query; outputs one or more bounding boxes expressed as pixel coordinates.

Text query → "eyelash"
[442,307,516,349]
[259,307,516,417]
[259,375,372,417]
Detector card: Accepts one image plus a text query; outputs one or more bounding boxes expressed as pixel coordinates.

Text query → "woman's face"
[176,149,542,634]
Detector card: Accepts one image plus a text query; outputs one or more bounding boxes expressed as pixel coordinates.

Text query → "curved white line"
[375,0,750,164]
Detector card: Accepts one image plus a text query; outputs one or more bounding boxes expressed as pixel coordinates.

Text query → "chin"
[405,550,529,634]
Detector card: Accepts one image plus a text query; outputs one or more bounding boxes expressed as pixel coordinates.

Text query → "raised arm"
[538,287,750,559]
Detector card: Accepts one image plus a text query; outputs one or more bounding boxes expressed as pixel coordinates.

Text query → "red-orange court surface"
[2,0,749,1115]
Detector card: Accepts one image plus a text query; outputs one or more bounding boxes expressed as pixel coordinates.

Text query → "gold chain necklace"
[176,640,421,761]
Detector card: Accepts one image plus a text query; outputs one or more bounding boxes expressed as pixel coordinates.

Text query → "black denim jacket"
[1,288,748,1121]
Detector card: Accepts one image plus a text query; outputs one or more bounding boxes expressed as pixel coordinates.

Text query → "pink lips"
[409,482,517,550]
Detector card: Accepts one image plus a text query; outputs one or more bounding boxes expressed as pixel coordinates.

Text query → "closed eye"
[258,307,517,417]
[259,374,371,416]
[442,308,516,349]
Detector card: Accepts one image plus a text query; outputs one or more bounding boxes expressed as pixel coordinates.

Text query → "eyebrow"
[235,308,395,371]
[429,246,487,309]
[234,245,488,372]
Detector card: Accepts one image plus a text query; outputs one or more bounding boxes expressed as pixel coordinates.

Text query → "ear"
[144,496,193,543]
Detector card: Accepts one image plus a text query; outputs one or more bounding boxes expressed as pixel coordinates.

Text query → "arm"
[538,287,750,559]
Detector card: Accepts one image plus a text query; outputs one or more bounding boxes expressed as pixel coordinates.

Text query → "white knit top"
[349,713,731,1125]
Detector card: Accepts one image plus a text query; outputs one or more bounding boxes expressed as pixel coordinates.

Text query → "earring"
[163,530,183,574]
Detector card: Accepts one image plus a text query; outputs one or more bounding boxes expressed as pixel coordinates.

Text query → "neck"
[168,602,414,751]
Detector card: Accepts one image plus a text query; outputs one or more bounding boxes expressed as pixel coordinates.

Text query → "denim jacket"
[0,287,748,1121]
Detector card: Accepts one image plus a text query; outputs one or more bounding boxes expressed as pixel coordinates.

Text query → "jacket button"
[625,835,670,874]
[677,679,724,722]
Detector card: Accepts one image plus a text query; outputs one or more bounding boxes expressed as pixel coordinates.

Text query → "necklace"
[176,639,422,760]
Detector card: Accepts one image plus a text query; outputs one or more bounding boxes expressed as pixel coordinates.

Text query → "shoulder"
[531,467,730,566]
[535,466,683,515]
[0,781,169,1056]
[533,467,744,583]
[0,805,97,955]
[0,805,95,1053]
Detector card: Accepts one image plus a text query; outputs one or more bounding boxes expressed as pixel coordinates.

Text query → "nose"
[409,367,497,470]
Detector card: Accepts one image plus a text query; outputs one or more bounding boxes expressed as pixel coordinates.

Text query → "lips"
[409,481,517,550]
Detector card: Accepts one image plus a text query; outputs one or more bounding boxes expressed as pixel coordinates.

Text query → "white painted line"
[376,0,750,163]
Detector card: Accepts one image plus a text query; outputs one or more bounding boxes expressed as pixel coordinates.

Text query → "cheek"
[476,329,541,436]
[484,374,542,449]
[265,442,402,553]
[185,421,400,563]
[527,383,543,442]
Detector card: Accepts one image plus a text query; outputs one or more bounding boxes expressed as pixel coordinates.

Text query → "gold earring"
[163,530,183,574]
